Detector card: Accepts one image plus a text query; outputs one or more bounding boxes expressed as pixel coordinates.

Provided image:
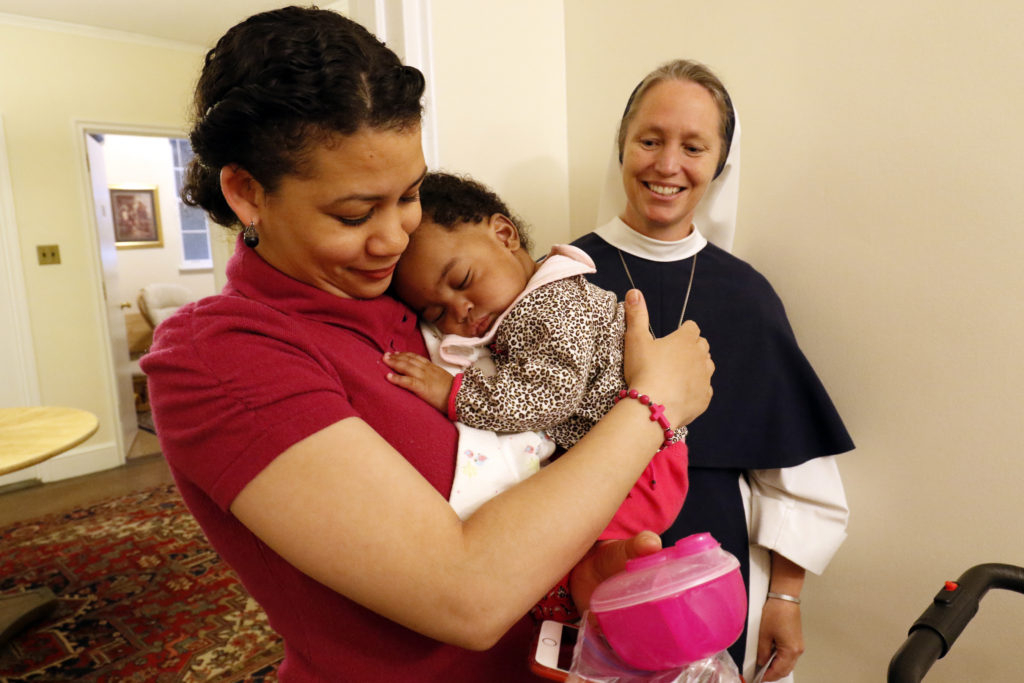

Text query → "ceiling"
[0,0,298,47]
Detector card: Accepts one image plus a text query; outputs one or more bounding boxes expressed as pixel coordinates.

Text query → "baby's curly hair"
[417,172,533,254]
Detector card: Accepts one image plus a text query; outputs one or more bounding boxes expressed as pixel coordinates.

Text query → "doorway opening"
[83,128,219,461]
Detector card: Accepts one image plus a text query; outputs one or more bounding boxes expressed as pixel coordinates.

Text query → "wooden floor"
[129,427,162,460]
[0,430,173,528]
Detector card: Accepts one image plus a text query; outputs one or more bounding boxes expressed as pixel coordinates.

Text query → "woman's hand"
[621,289,714,428]
[757,552,807,680]
[756,599,804,681]
[568,531,662,612]
[383,352,454,413]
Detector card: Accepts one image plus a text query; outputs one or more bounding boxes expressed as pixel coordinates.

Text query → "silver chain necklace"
[616,249,698,337]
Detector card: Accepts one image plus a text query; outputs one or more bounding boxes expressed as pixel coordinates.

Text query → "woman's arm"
[230,290,712,650]
[757,552,806,681]
[748,458,848,680]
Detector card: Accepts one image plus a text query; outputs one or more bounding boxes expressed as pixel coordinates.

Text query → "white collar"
[593,217,708,262]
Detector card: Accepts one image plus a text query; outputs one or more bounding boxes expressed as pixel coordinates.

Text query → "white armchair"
[138,283,192,328]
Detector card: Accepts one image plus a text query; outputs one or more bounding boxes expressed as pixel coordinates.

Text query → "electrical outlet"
[37,244,61,265]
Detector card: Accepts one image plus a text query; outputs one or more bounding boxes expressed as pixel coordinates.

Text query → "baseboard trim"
[37,441,122,483]
[0,477,43,495]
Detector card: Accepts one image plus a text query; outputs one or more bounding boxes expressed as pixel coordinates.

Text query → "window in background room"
[170,138,211,269]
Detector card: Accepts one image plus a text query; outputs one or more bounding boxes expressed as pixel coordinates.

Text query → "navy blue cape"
[572,232,854,667]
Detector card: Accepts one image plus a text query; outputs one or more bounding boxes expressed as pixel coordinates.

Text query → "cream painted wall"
[565,1,1024,681]
[0,22,202,469]
[0,114,39,409]
[102,134,215,312]
[428,0,571,255]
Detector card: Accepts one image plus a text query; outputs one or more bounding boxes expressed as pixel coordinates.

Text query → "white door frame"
[348,0,438,167]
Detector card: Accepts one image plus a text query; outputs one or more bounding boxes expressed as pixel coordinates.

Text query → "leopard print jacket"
[454,274,626,448]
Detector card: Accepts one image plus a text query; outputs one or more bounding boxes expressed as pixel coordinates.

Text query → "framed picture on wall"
[110,187,163,248]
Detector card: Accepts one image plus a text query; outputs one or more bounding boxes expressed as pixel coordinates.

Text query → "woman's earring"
[243,219,259,248]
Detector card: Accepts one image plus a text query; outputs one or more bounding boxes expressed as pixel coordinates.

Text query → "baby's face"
[393,217,533,337]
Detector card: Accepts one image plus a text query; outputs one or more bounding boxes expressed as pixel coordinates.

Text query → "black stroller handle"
[888,563,1024,683]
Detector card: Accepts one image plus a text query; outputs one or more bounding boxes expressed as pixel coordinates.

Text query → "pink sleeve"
[598,441,689,540]
[447,373,464,422]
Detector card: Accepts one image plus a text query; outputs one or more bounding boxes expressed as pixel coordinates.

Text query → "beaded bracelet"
[614,388,676,450]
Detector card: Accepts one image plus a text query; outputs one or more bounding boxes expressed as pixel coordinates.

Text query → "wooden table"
[0,406,99,644]
[0,406,99,476]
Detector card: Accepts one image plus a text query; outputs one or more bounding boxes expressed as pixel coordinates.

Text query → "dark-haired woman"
[573,60,853,682]
[140,8,714,681]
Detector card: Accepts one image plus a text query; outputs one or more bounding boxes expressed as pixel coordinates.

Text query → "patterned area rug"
[0,484,283,682]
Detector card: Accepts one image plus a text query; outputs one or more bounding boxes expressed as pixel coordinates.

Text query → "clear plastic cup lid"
[589,533,740,613]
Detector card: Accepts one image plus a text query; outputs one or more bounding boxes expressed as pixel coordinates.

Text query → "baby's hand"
[383,352,454,414]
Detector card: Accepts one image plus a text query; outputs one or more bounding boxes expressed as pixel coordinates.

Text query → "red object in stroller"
[888,563,1024,682]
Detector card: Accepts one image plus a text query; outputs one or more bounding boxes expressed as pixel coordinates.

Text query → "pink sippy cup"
[588,532,747,671]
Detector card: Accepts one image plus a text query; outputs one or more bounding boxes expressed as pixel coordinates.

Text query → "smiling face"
[619,79,723,241]
[392,215,536,337]
[252,126,427,299]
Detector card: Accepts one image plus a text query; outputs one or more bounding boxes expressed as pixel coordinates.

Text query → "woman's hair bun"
[371,64,425,127]
[181,7,424,228]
